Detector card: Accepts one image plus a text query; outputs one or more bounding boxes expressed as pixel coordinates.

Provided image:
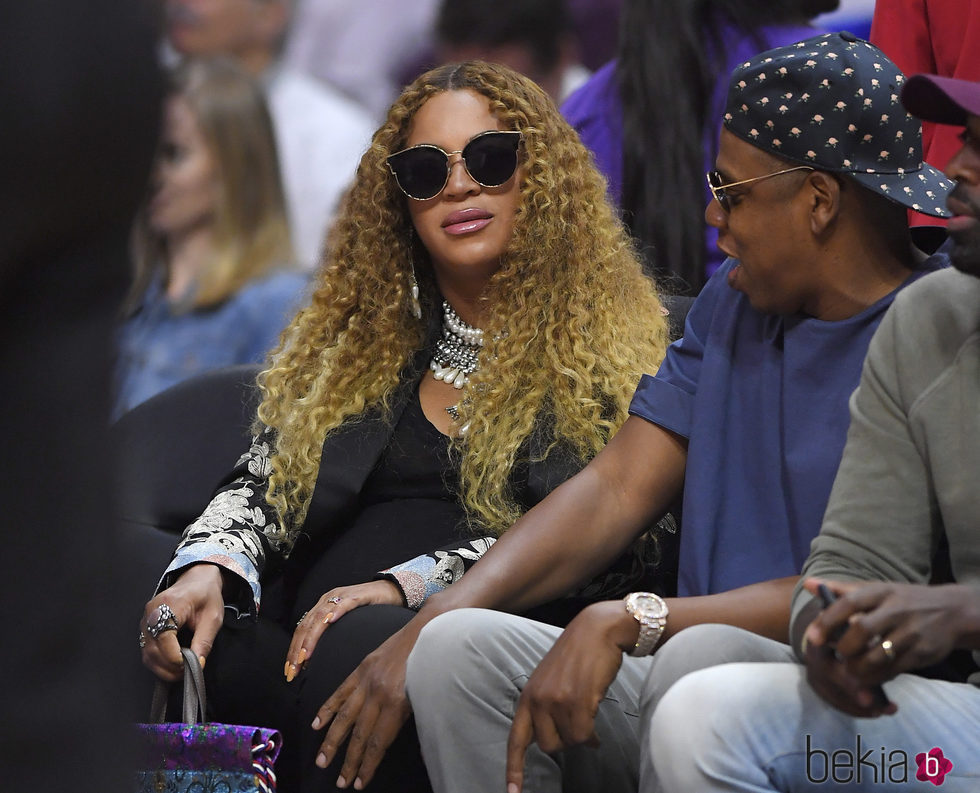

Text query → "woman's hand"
[505,600,636,793]
[310,615,428,790]
[285,579,405,682]
[140,564,225,682]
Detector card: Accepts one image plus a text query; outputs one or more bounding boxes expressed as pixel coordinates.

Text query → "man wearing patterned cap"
[643,71,980,793]
[390,33,956,793]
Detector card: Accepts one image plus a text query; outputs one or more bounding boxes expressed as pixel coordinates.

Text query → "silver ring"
[880,638,896,662]
[138,630,146,649]
[146,603,180,639]
[327,596,342,605]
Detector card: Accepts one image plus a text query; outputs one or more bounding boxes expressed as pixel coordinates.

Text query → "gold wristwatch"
[624,592,669,657]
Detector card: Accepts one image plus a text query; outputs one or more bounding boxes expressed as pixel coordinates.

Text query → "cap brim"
[850,162,954,218]
[901,74,980,126]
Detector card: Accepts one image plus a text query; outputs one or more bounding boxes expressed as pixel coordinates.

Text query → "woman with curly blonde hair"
[141,61,672,791]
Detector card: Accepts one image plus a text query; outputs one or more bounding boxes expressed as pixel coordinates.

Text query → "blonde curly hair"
[256,61,670,548]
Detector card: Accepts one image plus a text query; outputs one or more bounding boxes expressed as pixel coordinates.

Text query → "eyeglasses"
[706,166,815,212]
[387,130,523,201]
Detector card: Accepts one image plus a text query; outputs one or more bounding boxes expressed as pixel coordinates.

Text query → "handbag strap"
[148,647,208,724]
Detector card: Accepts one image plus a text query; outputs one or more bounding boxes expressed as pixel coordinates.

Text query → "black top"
[296,389,467,595]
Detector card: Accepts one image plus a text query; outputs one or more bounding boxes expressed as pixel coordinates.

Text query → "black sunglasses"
[706,166,814,213]
[386,130,523,201]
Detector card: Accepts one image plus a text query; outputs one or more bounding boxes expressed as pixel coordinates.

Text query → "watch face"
[629,592,668,618]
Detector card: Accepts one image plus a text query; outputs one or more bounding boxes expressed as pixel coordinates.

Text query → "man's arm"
[790,275,980,715]
[422,414,687,618]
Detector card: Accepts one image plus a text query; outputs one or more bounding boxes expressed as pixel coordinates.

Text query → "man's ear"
[806,170,841,236]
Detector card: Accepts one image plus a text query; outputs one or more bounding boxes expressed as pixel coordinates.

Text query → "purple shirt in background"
[561,23,820,281]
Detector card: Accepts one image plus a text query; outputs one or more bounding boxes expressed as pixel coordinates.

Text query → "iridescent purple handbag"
[135,647,282,793]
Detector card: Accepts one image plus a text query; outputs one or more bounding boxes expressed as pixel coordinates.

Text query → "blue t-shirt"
[629,254,948,597]
[114,269,309,418]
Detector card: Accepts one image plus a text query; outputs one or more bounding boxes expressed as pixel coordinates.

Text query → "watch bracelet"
[625,593,668,657]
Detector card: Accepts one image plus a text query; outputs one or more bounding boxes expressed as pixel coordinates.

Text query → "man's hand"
[801,578,980,716]
[505,600,639,793]
[310,617,426,789]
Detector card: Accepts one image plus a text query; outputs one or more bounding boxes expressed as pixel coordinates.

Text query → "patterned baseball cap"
[723,32,953,218]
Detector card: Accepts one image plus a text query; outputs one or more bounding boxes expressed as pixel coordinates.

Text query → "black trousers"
[206,605,433,793]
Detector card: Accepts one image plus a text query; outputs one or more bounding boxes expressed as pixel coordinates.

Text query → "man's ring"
[138,630,147,649]
[327,596,342,605]
[880,638,896,662]
[146,604,180,639]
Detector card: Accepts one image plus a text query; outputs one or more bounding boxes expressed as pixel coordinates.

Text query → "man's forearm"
[422,416,687,618]
[664,576,799,645]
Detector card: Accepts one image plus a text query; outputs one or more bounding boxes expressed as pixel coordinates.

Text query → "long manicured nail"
[199,655,207,669]
[336,775,347,787]
[354,777,364,790]
[285,663,297,683]
[323,612,333,624]
[312,716,321,729]
[315,752,326,767]
[297,647,308,664]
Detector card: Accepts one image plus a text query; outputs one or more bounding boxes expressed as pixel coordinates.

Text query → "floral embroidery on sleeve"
[378,537,496,609]
[160,429,285,618]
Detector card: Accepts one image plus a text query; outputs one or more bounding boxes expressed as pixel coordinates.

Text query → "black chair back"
[112,364,263,591]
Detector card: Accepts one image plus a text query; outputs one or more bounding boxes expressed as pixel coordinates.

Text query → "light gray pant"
[650,649,980,791]
[405,610,792,793]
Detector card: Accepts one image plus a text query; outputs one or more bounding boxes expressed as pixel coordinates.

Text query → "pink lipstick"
[442,207,493,235]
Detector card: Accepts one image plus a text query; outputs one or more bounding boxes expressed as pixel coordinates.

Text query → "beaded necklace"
[429,300,484,390]
[429,301,484,422]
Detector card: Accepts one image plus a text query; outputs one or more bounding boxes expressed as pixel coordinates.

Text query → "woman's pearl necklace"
[430,301,484,390]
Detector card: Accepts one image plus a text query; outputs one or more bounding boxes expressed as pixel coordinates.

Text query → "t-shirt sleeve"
[628,260,729,438]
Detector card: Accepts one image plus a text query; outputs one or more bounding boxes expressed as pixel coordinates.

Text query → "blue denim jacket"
[114,269,310,419]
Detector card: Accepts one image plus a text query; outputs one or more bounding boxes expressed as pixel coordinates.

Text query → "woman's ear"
[806,170,841,236]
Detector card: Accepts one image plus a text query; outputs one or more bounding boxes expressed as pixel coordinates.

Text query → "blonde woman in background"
[140,61,673,791]
[115,57,308,418]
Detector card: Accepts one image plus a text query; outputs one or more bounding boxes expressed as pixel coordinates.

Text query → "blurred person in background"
[567,0,623,72]
[562,0,839,292]
[284,0,441,122]
[114,57,308,418]
[434,0,589,103]
[0,1,162,790]
[166,0,374,267]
